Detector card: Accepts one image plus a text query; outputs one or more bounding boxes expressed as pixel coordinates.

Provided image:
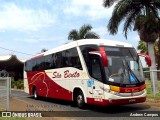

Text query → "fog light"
[111,91,118,95]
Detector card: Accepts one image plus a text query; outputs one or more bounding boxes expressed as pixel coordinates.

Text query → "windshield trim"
[103,46,145,87]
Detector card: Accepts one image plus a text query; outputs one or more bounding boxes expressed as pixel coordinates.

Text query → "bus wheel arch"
[33,86,38,99]
[73,88,86,109]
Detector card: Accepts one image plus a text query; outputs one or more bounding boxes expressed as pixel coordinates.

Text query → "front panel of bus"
[80,45,146,105]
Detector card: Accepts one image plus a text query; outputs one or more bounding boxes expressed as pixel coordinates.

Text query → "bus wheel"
[33,88,38,100]
[76,90,85,109]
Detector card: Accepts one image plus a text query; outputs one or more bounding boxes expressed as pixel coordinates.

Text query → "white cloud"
[0,3,56,31]
[64,0,115,20]
[14,36,66,44]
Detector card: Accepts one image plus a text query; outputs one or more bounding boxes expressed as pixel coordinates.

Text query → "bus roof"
[28,39,133,60]
[77,39,132,47]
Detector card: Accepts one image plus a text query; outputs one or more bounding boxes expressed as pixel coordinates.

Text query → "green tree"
[68,24,100,40]
[155,39,160,70]
[103,0,160,92]
[158,32,160,67]
[137,40,160,70]
[137,41,148,53]
[41,48,48,53]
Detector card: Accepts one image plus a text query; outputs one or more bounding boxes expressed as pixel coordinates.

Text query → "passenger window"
[45,55,52,69]
[91,58,102,81]
[32,59,37,71]
[80,45,99,73]
[25,61,31,71]
[55,52,63,68]
[36,57,45,71]
[64,48,82,70]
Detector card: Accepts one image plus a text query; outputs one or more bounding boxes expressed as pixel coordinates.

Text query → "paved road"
[10,90,160,120]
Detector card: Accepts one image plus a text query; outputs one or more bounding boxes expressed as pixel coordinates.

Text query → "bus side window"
[69,48,82,70]
[64,48,82,70]
[25,61,32,71]
[80,45,99,73]
[32,59,37,71]
[45,55,52,69]
[73,48,83,70]
[91,57,102,82]
[55,52,63,68]
[36,57,45,71]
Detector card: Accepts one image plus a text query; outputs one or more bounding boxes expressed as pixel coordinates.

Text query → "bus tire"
[76,90,85,109]
[33,87,38,100]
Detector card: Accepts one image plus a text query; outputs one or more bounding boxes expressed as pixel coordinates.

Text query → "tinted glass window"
[55,52,63,68]
[45,55,53,69]
[64,48,82,69]
[25,47,82,71]
[91,57,102,81]
[80,45,99,73]
[25,61,32,71]
[64,49,71,67]
[31,59,37,71]
[36,57,45,71]
[104,47,144,86]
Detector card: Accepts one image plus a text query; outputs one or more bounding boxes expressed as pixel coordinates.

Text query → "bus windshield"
[104,46,145,86]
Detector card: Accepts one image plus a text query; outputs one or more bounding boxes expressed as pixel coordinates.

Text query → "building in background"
[0,55,25,80]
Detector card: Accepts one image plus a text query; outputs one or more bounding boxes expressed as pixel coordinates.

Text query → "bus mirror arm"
[89,50,108,67]
[138,53,152,67]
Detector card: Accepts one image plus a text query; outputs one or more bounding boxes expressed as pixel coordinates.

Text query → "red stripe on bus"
[27,71,72,101]
[87,97,146,106]
[120,84,146,93]
[29,54,44,60]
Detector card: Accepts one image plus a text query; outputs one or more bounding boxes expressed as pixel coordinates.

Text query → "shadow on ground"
[11,90,151,117]
[30,96,150,116]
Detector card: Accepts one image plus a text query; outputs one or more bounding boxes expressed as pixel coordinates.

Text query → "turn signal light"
[110,85,120,92]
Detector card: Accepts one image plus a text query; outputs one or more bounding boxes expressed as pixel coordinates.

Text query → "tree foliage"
[103,0,160,40]
[68,24,100,41]
[41,48,48,53]
[137,40,160,69]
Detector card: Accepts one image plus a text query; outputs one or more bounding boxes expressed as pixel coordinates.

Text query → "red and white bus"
[24,39,151,108]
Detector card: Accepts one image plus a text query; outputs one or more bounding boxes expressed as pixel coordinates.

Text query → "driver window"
[91,58,102,82]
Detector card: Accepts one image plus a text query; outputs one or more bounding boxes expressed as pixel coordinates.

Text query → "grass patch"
[145,80,160,99]
[0,109,5,111]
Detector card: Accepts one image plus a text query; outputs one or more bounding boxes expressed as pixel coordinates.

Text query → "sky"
[0,0,140,60]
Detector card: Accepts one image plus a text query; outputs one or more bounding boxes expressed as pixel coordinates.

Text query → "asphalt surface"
[9,90,160,120]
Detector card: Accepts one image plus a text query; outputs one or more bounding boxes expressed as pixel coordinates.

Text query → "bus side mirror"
[138,53,152,67]
[89,50,108,67]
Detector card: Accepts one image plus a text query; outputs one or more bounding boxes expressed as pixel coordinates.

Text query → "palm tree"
[41,48,48,53]
[155,40,160,70]
[103,0,160,92]
[137,41,148,54]
[68,24,100,40]
[158,32,160,69]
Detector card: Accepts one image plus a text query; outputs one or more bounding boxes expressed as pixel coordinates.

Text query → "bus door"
[89,55,104,102]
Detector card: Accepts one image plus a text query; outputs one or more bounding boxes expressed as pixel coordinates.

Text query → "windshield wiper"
[128,49,135,60]
[124,59,140,83]
[119,60,128,86]
[128,49,142,81]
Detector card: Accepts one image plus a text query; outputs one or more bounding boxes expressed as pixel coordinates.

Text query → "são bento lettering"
[52,70,80,78]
